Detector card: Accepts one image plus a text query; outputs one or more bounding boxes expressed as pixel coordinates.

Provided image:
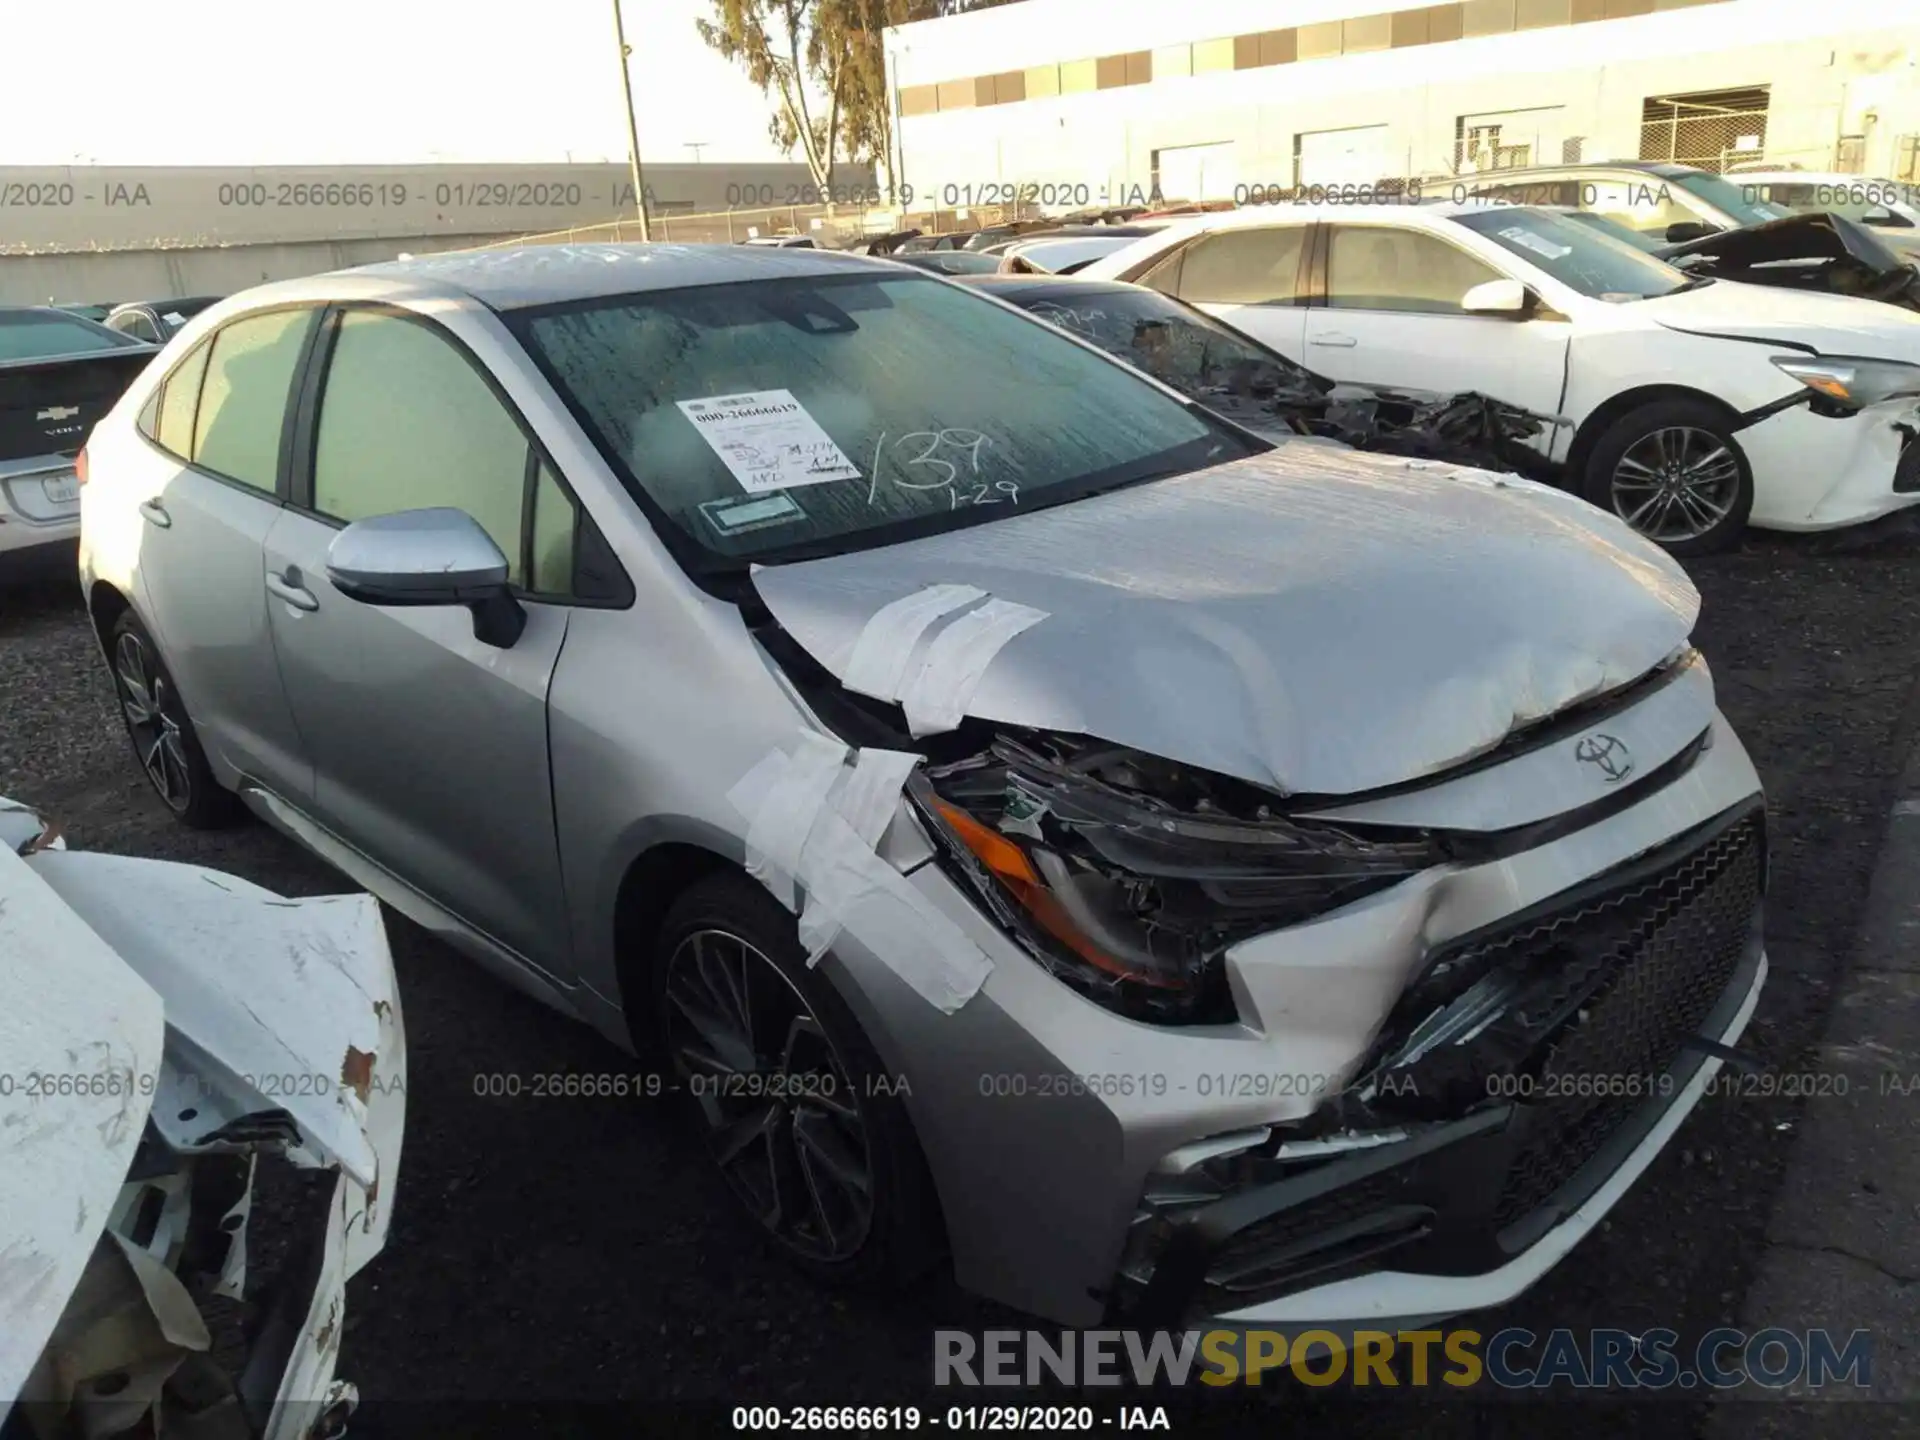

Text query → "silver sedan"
[78,243,1767,1328]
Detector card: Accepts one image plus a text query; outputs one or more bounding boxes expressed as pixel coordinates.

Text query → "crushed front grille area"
[1123,803,1766,1324]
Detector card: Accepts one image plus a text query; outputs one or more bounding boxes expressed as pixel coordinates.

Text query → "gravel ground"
[3,528,1918,1434]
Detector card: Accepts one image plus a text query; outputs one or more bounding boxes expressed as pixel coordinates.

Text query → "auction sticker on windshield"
[678,390,862,495]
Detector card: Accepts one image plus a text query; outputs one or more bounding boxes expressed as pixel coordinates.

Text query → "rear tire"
[652,870,943,1290]
[1580,399,1753,556]
[106,610,243,829]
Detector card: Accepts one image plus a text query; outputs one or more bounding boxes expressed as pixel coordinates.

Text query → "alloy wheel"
[114,631,193,813]
[1609,426,1742,543]
[663,928,873,1262]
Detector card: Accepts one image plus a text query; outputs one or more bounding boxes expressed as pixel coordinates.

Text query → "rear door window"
[155,341,212,457]
[1170,228,1310,305]
[191,309,316,493]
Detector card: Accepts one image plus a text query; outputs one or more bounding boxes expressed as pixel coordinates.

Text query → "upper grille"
[1491,810,1764,1227]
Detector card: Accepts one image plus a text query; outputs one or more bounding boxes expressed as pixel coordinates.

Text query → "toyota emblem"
[1574,733,1634,783]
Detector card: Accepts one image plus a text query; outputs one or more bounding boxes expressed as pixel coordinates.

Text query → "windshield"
[0,309,146,361]
[514,273,1252,570]
[1452,207,1694,300]
[1662,169,1788,226]
[1744,179,1919,229]
[1003,285,1325,424]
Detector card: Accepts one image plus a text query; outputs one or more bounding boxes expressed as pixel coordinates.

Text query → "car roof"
[264,242,897,312]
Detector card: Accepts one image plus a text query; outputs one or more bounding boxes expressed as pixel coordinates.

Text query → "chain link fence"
[472,198,1052,252]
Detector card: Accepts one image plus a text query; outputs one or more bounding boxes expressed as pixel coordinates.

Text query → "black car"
[961,275,1550,470]
[888,250,1006,276]
[101,296,223,345]
[0,307,156,578]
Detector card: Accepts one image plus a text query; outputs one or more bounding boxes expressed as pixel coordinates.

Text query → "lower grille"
[1491,812,1764,1227]
[1895,439,1920,495]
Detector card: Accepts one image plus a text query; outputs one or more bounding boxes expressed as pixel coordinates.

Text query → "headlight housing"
[910,735,1445,1024]
[1772,355,1920,409]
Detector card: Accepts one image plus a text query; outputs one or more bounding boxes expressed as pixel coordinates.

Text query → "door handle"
[138,498,172,528]
[1310,333,1358,348]
[266,568,319,612]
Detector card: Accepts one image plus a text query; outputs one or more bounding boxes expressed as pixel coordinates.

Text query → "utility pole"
[612,0,651,240]
[685,142,708,164]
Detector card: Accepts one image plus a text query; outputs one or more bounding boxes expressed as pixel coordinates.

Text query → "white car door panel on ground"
[261,306,577,972]
[133,309,314,794]
[1306,223,1571,419]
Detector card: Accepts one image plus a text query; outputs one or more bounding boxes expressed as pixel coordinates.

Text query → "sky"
[2,0,788,165]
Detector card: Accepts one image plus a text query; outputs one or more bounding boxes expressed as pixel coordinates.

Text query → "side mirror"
[1461,279,1530,317]
[1665,220,1717,243]
[326,507,526,649]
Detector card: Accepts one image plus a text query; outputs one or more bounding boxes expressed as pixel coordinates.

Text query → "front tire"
[106,611,243,829]
[1580,399,1753,556]
[652,871,943,1289]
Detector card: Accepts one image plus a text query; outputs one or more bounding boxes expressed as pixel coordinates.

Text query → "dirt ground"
[4,527,1917,1434]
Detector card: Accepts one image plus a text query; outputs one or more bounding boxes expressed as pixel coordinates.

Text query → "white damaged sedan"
[0,798,404,1440]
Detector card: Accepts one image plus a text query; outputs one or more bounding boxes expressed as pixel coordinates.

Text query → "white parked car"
[1082,202,1920,552]
[0,796,405,1439]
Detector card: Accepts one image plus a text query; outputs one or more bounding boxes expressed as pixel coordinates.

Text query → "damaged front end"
[1305,387,1556,476]
[2,804,405,1440]
[1113,801,1765,1325]
[910,734,1445,1025]
[1659,211,1920,311]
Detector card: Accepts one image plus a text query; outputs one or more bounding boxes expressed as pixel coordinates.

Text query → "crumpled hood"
[751,448,1698,797]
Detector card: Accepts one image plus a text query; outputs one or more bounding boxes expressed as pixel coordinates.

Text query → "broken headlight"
[911,735,1445,1024]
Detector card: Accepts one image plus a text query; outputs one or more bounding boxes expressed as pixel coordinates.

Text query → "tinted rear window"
[0,310,144,362]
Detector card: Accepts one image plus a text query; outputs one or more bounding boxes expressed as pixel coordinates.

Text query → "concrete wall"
[0,233,497,306]
[885,0,1920,199]
[0,161,872,255]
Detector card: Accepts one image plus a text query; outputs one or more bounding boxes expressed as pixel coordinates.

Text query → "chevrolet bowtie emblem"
[36,405,80,422]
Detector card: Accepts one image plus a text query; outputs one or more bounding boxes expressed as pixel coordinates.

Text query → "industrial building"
[882,0,1920,203]
[0,160,844,304]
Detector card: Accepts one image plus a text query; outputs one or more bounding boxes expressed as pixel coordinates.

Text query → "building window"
[1391,9,1431,45]
[1572,0,1607,20]
[1060,57,1097,93]
[1343,14,1392,52]
[1025,64,1060,98]
[1193,37,1234,72]
[1516,0,1571,28]
[936,78,975,110]
[988,70,1026,104]
[1153,44,1192,79]
[900,84,938,117]
[1461,0,1517,36]
[1259,29,1297,65]
[1604,0,1654,15]
[1297,21,1342,59]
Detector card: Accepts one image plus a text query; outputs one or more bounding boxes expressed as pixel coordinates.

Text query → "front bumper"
[828,697,1765,1326]
[1117,797,1764,1325]
[1741,395,1920,531]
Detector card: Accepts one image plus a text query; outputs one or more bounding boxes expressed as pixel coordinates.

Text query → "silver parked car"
[79,244,1768,1328]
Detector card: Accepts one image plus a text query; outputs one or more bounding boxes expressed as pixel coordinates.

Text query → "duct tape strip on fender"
[727,737,993,1013]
